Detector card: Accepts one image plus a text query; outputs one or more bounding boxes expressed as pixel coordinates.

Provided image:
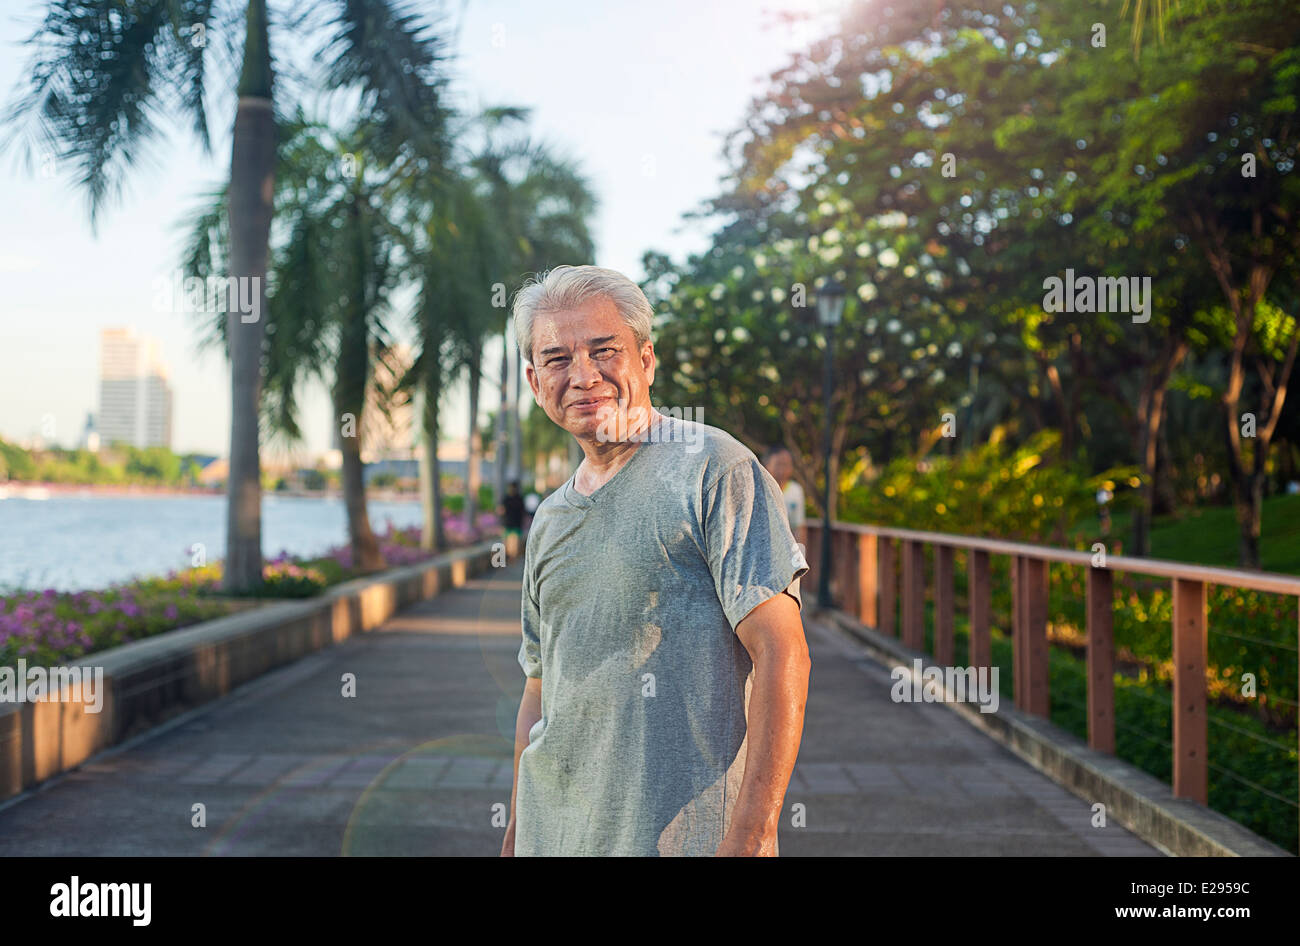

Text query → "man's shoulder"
[532,485,569,519]
[650,415,761,485]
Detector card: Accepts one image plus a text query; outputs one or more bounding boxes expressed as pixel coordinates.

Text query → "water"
[0,494,426,591]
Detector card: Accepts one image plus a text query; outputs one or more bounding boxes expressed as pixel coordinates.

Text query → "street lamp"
[815,277,846,609]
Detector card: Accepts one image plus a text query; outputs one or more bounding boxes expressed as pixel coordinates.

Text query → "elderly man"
[500,264,811,857]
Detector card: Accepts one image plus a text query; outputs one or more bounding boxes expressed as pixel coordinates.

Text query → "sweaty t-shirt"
[514,415,809,856]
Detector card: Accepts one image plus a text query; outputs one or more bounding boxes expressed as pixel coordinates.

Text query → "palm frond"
[3,0,217,225]
[319,0,454,165]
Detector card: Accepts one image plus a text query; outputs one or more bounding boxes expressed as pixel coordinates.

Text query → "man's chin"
[563,417,604,442]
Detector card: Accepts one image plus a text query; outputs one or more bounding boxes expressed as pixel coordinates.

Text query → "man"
[499,480,526,558]
[763,445,807,550]
[501,264,811,857]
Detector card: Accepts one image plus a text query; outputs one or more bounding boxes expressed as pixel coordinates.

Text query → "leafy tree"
[5,0,451,588]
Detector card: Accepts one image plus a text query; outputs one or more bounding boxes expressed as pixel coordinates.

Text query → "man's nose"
[568,351,603,388]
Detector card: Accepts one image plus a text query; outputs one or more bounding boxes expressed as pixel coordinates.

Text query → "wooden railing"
[803,521,1300,809]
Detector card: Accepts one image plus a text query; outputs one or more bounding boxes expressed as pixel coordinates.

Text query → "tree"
[467,115,597,500]
[5,0,451,589]
[401,109,594,548]
[186,114,421,571]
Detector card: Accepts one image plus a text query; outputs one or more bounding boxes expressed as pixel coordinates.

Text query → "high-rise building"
[98,328,173,449]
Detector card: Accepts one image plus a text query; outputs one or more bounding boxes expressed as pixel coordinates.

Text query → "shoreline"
[0,483,423,503]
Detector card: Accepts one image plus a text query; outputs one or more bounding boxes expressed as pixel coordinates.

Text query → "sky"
[0,0,846,460]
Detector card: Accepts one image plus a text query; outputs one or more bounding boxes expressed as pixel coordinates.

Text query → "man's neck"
[572,406,663,494]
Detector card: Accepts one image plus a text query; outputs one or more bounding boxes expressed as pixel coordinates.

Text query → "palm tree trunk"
[466,345,482,541]
[509,317,523,484]
[334,377,385,571]
[495,328,509,501]
[419,373,447,552]
[223,0,275,592]
[334,191,384,572]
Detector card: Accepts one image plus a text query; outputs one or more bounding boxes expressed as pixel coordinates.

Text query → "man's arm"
[715,591,810,856]
[501,675,543,857]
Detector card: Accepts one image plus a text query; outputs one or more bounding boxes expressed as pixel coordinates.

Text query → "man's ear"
[525,362,541,401]
[642,341,656,388]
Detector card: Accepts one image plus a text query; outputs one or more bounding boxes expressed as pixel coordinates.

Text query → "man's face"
[524,295,655,442]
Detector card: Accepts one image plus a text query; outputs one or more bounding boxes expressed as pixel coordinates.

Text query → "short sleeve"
[703,457,810,630]
[518,541,543,679]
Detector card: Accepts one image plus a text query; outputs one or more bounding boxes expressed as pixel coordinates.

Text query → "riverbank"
[0,482,423,503]
[0,521,502,670]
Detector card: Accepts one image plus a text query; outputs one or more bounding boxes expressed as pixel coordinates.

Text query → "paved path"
[0,562,1159,856]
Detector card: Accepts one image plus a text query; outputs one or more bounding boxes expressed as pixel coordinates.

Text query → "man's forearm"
[502,677,543,856]
[720,640,810,853]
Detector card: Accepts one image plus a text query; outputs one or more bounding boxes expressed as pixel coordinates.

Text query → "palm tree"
[415,169,503,545]
[464,114,597,503]
[4,0,450,591]
[186,114,410,571]
[394,106,595,550]
[265,117,403,570]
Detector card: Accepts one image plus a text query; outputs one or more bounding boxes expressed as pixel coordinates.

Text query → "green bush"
[839,428,1139,543]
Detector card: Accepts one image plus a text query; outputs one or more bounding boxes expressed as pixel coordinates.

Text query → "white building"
[97,328,173,449]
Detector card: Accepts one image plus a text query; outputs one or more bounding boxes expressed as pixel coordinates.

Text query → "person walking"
[763,444,807,557]
[500,480,526,558]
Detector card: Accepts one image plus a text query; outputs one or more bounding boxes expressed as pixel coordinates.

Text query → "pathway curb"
[0,541,499,803]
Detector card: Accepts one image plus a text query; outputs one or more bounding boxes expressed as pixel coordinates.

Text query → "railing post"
[1012,555,1049,716]
[878,537,896,636]
[1012,555,1025,708]
[1172,578,1208,804]
[838,527,856,613]
[857,532,878,627]
[968,549,991,671]
[1086,566,1115,754]
[901,539,925,650]
[1025,557,1050,717]
[934,545,954,666]
[805,523,821,602]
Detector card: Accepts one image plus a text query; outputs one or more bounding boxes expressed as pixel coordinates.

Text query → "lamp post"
[815,278,846,609]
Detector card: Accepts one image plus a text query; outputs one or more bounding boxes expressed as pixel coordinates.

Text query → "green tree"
[6,0,450,589]
[401,109,594,548]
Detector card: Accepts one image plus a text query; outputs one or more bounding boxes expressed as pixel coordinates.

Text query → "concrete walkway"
[0,561,1158,856]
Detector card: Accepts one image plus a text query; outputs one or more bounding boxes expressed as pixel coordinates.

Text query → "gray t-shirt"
[514,415,809,856]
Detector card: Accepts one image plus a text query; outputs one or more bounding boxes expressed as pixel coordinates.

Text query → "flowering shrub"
[2,511,503,669]
[0,583,232,669]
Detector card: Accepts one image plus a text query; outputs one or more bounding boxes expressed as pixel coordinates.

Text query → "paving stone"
[0,562,1163,857]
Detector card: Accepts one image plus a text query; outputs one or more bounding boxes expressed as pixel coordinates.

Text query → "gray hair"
[512,265,654,364]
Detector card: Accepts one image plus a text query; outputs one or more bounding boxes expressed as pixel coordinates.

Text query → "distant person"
[1096,486,1113,537]
[501,481,526,557]
[764,445,806,547]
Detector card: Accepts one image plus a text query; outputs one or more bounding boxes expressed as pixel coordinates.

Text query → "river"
[0,493,426,592]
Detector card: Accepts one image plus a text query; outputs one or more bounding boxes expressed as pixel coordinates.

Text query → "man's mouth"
[569,396,613,410]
